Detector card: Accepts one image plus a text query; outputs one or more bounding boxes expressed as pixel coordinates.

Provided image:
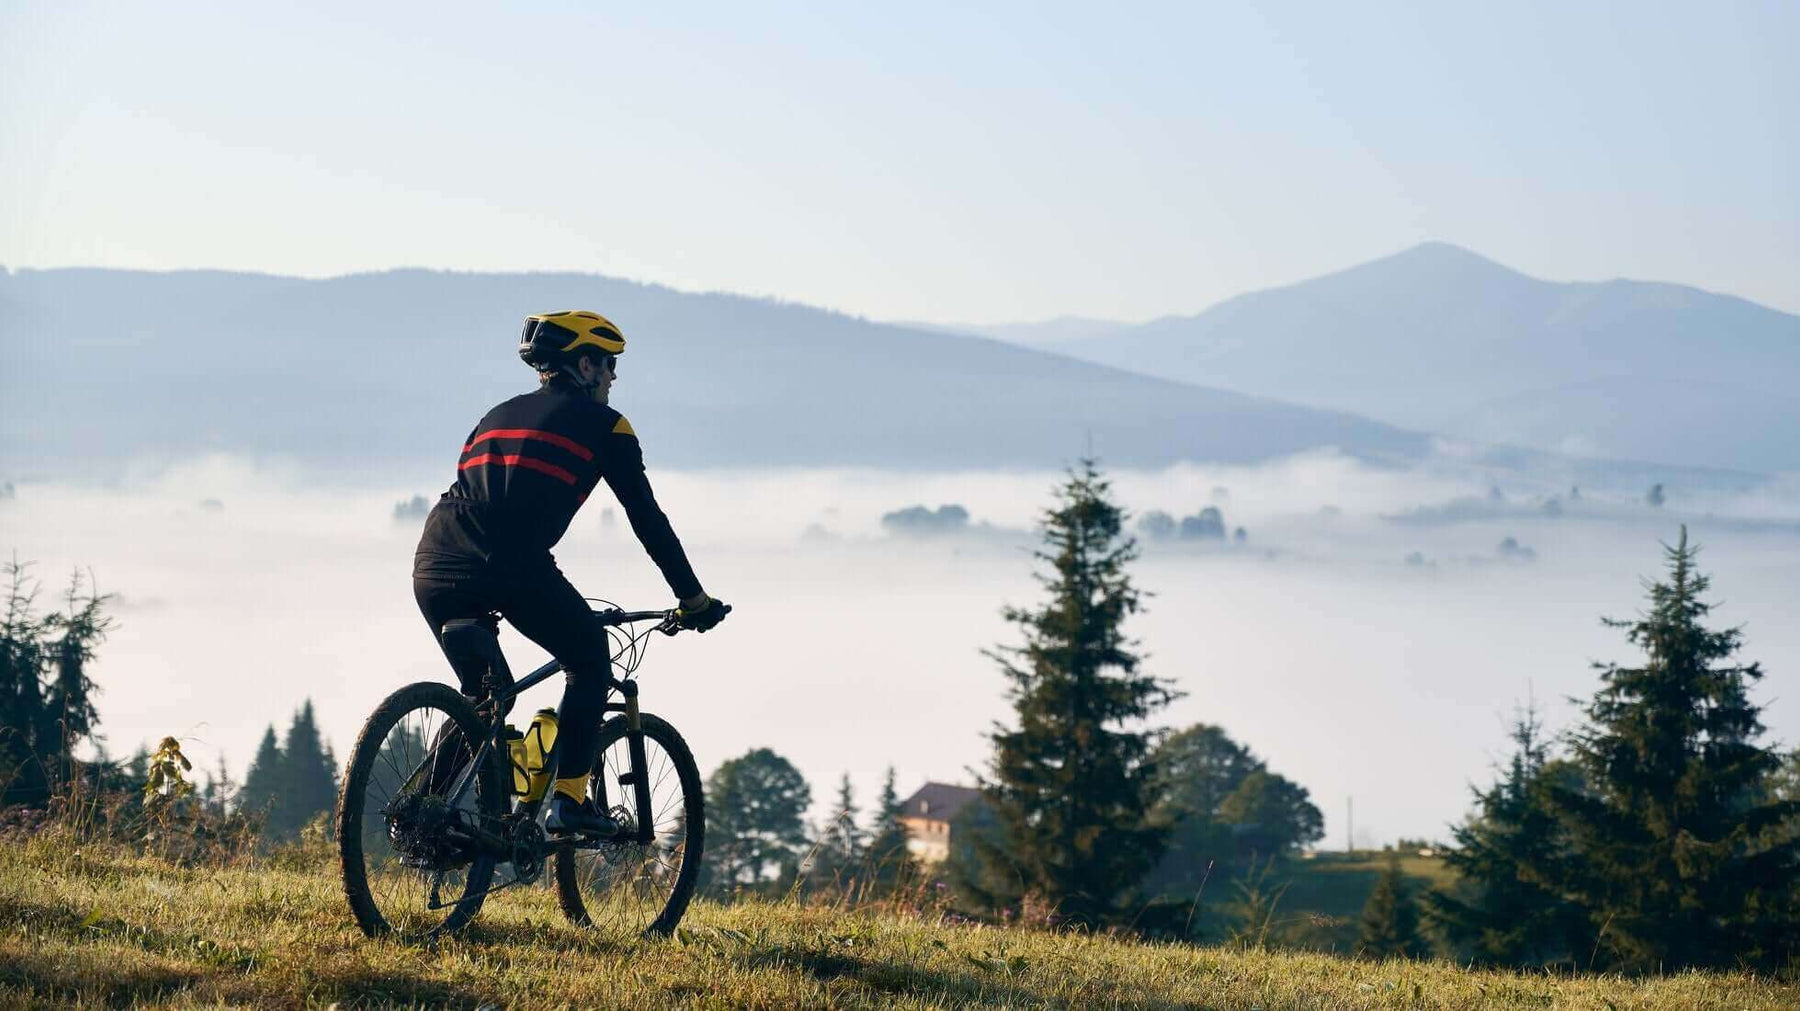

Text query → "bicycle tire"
[336,681,507,940]
[553,713,705,937]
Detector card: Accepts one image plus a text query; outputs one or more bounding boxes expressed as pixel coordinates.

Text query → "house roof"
[899,782,981,822]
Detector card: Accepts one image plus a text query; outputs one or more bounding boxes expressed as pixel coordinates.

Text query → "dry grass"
[0,832,1793,1009]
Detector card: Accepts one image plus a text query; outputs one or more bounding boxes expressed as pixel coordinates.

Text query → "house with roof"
[897,782,982,863]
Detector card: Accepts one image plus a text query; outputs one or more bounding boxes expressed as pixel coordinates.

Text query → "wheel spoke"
[557,717,699,939]
[342,688,499,941]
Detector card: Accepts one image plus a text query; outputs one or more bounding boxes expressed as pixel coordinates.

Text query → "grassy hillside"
[2,834,1792,1009]
[1251,851,1458,952]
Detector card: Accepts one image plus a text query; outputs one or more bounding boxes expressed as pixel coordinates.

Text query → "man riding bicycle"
[412,310,729,837]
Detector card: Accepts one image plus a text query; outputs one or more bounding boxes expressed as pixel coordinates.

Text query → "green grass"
[1263,851,1458,949]
[0,834,1792,1009]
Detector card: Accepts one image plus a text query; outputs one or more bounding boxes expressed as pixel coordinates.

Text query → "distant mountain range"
[0,267,1431,479]
[941,243,1800,473]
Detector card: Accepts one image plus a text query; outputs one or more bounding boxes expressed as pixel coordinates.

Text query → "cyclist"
[412,310,729,836]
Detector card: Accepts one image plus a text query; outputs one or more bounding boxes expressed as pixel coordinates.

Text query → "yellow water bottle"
[503,726,529,796]
[523,708,559,802]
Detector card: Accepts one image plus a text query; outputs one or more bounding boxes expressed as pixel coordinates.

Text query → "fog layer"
[5,453,1796,847]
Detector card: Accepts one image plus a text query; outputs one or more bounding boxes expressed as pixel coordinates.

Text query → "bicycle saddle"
[440,618,516,715]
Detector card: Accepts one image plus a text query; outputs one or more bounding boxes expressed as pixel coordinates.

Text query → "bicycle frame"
[443,607,670,845]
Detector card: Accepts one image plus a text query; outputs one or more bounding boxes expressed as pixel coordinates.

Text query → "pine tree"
[969,459,1179,926]
[0,558,48,805]
[811,772,864,887]
[124,743,151,785]
[1544,527,1800,970]
[274,700,339,838]
[1359,856,1426,959]
[863,766,915,892]
[41,569,111,790]
[1426,703,1590,967]
[239,725,284,826]
[203,753,235,817]
[0,561,113,806]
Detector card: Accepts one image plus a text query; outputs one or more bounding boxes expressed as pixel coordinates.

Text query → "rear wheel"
[553,713,704,938]
[337,681,506,940]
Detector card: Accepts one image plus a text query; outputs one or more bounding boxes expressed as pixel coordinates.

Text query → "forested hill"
[0,267,1429,478]
[962,243,1800,473]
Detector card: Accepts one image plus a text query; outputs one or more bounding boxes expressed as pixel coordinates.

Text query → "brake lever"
[655,612,682,637]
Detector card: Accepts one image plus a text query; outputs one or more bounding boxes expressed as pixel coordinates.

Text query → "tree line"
[1423,528,1799,971]
[947,461,1797,972]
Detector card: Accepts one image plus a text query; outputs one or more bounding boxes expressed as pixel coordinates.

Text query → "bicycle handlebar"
[592,607,675,627]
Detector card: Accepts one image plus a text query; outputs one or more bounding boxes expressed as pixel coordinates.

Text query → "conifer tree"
[275,700,339,838]
[41,570,111,790]
[1545,527,1799,970]
[1,562,112,804]
[1359,856,1426,959]
[1426,703,1589,967]
[969,459,1179,926]
[0,559,48,804]
[863,766,915,891]
[124,743,151,785]
[203,753,235,818]
[811,772,864,886]
[239,726,284,825]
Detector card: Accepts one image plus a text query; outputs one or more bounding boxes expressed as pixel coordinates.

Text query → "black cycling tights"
[414,564,612,786]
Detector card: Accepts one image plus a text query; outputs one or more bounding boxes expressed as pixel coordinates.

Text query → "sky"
[3,1,1796,322]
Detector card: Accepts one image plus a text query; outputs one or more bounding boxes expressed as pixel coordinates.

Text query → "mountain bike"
[335,603,705,942]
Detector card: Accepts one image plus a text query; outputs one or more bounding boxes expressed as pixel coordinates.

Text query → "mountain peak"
[1368,241,1524,277]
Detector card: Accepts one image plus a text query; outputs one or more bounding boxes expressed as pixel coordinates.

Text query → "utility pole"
[1346,796,1354,854]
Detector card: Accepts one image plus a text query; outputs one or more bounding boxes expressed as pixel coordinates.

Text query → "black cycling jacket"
[413,384,702,600]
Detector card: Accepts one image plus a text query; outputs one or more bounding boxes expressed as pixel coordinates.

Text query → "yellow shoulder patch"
[611,415,635,437]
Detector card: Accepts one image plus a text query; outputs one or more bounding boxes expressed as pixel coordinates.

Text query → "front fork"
[609,680,657,844]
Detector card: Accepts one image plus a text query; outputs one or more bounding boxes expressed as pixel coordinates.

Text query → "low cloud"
[5,447,1797,846]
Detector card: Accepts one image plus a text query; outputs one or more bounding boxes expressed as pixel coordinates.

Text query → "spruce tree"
[863,766,915,892]
[0,558,48,805]
[41,570,111,790]
[970,459,1178,926]
[1426,703,1589,967]
[1545,527,1799,970]
[811,772,864,886]
[203,754,235,818]
[1359,856,1426,959]
[276,700,339,838]
[124,743,151,785]
[239,725,284,826]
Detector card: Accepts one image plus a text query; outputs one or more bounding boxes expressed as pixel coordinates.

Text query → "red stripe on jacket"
[463,428,595,461]
[459,453,579,486]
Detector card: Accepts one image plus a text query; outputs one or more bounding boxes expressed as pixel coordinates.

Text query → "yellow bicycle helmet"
[518,311,625,371]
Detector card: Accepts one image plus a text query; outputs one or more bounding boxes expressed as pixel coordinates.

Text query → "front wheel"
[337,681,507,940]
[553,713,704,937]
